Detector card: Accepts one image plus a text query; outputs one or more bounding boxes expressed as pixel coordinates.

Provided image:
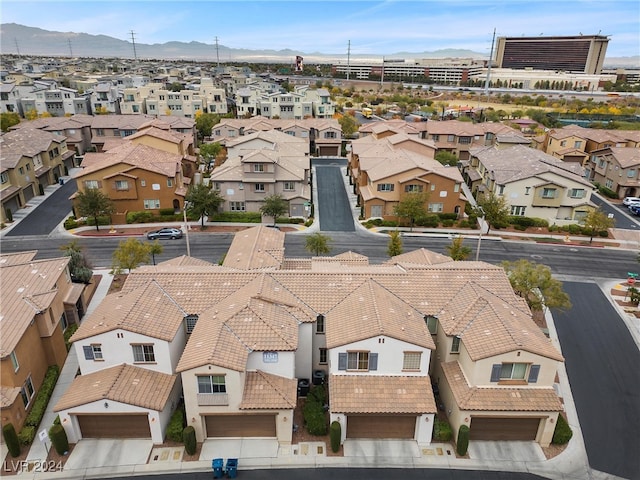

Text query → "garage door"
[347,415,416,439]
[470,417,541,441]
[22,185,35,203]
[205,414,276,438]
[319,146,338,156]
[77,414,151,439]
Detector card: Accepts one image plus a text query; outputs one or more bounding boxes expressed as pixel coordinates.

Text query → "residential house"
[236,85,336,121]
[0,83,20,114]
[588,147,640,198]
[465,144,596,225]
[90,82,121,114]
[210,130,311,217]
[349,132,466,220]
[0,251,85,432]
[0,128,73,223]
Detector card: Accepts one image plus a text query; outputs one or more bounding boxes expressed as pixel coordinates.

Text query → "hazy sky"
[2,0,639,58]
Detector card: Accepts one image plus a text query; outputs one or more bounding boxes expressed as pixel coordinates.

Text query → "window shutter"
[338,353,347,370]
[369,353,378,371]
[97,180,103,188]
[528,364,541,383]
[490,364,501,382]
[83,346,94,360]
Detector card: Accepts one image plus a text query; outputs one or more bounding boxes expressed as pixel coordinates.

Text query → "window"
[428,203,443,212]
[628,170,636,178]
[511,205,526,216]
[253,164,265,172]
[403,352,422,371]
[84,180,99,189]
[432,134,439,142]
[140,180,146,187]
[605,179,614,189]
[0,172,8,184]
[132,344,155,363]
[424,315,437,334]
[167,178,173,187]
[542,188,557,199]
[10,351,19,372]
[230,201,246,211]
[569,188,585,198]
[574,141,582,149]
[525,187,531,195]
[560,140,567,147]
[20,376,35,408]
[83,344,103,360]
[324,131,337,139]
[377,184,394,192]
[447,134,455,142]
[499,362,527,380]
[96,128,104,137]
[404,184,423,193]
[184,314,198,334]
[283,182,295,191]
[498,185,505,195]
[114,180,129,191]
[454,184,460,192]
[316,314,325,334]
[19,167,24,175]
[319,348,327,364]
[458,136,471,144]
[60,312,68,332]
[347,351,370,370]
[255,183,265,192]
[451,336,461,353]
[143,199,160,209]
[197,375,226,394]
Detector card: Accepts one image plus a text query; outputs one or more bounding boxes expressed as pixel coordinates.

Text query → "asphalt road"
[552,282,640,480]
[5,178,77,236]
[591,194,640,231]
[315,165,355,231]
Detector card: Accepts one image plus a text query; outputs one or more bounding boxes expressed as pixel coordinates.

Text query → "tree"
[25,109,38,121]
[476,191,510,234]
[338,113,358,138]
[501,259,572,312]
[111,238,152,274]
[59,240,93,283]
[168,82,183,92]
[148,240,163,265]
[387,230,403,257]
[199,142,222,172]
[94,106,109,115]
[1,112,20,132]
[195,112,220,140]
[435,151,459,167]
[393,192,429,232]
[260,194,289,226]
[75,188,115,231]
[446,236,472,261]
[582,208,615,244]
[185,183,224,227]
[305,232,332,256]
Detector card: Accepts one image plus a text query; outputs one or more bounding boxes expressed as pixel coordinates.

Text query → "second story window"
[198,375,226,394]
[405,185,423,193]
[10,351,19,372]
[84,180,100,189]
[402,352,422,371]
[316,314,325,334]
[132,344,155,363]
[542,188,557,199]
[451,336,461,353]
[255,183,265,193]
[0,172,8,184]
[283,182,295,191]
[115,180,129,191]
[377,184,394,192]
[253,164,264,172]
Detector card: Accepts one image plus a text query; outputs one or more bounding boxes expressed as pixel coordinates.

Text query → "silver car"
[146,228,183,240]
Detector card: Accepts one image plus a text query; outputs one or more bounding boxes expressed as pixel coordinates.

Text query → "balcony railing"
[197,393,229,406]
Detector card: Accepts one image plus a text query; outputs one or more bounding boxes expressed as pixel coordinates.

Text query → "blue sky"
[2,0,639,58]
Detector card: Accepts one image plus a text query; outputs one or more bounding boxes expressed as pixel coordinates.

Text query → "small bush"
[3,423,20,457]
[166,404,186,443]
[159,208,176,216]
[276,216,304,224]
[64,324,78,351]
[552,414,573,445]
[514,224,528,231]
[183,426,197,455]
[304,218,314,227]
[303,385,328,436]
[85,215,111,227]
[48,424,69,455]
[64,216,79,230]
[380,220,398,227]
[433,418,452,442]
[212,211,262,223]
[456,425,470,456]
[437,212,458,221]
[415,215,439,228]
[330,421,341,453]
[53,415,61,425]
[598,230,609,238]
[597,185,617,199]
[441,219,455,227]
[126,211,155,224]
[24,365,60,430]
[18,426,36,446]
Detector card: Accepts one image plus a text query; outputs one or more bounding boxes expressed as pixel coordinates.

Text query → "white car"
[623,196,640,206]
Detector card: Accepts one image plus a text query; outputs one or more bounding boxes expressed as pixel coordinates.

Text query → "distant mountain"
[1,23,637,67]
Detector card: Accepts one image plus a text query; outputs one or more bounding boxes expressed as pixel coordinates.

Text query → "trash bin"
[225,458,238,478]
[212,458,224,478]
[59,178,64,185]
[297,378,310,397]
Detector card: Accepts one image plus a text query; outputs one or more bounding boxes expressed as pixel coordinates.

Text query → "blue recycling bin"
[212,458,224,478]
[226,458,238,478]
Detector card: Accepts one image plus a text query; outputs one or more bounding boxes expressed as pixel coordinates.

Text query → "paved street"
[315,165,355,231]
[552,282,640,480]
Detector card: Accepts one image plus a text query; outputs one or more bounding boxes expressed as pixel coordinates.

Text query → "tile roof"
[240,370,297,409]
[442,361,562,411]
[54,363,177,412]
[0,386,21,408]
[0,255,71,358]
[0,129,65,168]
[387,248,454,266]
[222,226,285,270]
[329,374,436,414]
[156,255,215,267]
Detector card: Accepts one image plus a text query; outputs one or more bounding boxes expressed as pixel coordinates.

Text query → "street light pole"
[475,209,486,261]
[183,202,191,257]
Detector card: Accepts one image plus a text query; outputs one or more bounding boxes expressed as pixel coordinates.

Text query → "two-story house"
[0,252,83,432]
[349,132,466,220]
[588,147,640,198]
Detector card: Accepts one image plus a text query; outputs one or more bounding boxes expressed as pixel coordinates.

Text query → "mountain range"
[1,23,638,68]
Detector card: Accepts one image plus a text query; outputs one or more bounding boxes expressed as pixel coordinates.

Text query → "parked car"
[630,205,640,216]
[146,228,183,240]
[628,201,640,210]
[623,196,640,206]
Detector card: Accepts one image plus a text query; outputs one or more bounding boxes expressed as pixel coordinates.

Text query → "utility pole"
[346,40,351,81]
[14,38,20,56]
[381,57,385,85]
[484,28,496,100]
[129,30,138,61]
[68,39,73,58]
[214,36,220,67]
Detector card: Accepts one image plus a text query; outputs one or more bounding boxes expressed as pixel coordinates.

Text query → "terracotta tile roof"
[54,364,177,412]
[442,361,562,411]
[326,278,435,350]
[0,129,65,168]
[605,147,640,169]
[329,374,436,414]
[0,251,38,266]
[127,126,185,144]
[0,256,70,358]
[240,370,297,409]
[222,226,285,270]
[1,386,21,408]
[156,255,215,267]
[387,248,454,266]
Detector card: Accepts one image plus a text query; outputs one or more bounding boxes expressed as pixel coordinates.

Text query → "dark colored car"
[146,228,183,240]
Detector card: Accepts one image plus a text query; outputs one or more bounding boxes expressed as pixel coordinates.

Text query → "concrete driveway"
[64,439,153,471]
[343,439,421,458]
[200,438,279,461]
[467,441,545,462]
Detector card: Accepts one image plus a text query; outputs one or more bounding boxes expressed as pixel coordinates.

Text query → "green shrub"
[166,404,186,443]
[126,211,155,224]
[276,216,304,224]
[415,215,439,228]
[3,423,20,457]
[308,385,326,405]
[53,415,61,425]
[514,224,528,231]
[159,208,176,216]
[598,230,609,238]
[85,215,111,227]
[456,425,470,456]
[597,185,617,199]
[24,365,60,430]
[48,424,69,455]
[433,418,452,442]
[212,211,262,223]
[64,216,79,230]
[552,414,573,444]
[183,426,197,455]
[304,218,314,227]
[437,212,458,221]
[457,220,474,229]
[64,324,78,351]
[441,219,455,227]
[330,420,341,453]
[381,220,398,227]
[18,426,36,446]
[303,386,328,436]
[561,224,583,234]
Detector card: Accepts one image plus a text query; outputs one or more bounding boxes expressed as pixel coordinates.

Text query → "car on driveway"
[146,227,183,240]
[623,196,640,206]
